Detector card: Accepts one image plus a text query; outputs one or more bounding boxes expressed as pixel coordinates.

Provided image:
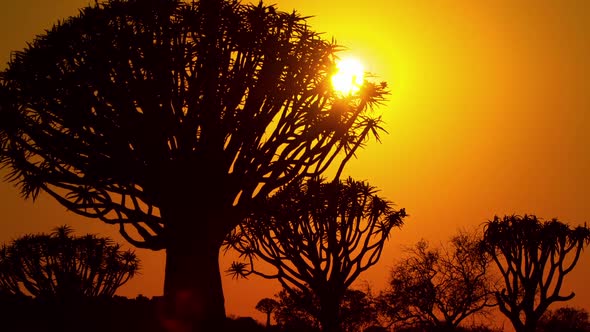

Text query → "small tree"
[0,0,389,328]
[482,215,590,332]
[226,177,406,332]
[0,225,138,300]
[256,297,279,328]
[378,232,495,331]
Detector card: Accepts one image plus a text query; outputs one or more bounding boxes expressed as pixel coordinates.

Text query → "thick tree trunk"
[522,318,537,332]
[319,293,343,332]
[159,195,235,332]
[162,234,225,331]
[507,311,537,332]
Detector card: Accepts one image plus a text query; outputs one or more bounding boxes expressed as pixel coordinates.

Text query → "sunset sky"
[1,0,589,327]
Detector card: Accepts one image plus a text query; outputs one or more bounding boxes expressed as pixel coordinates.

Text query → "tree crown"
[0,0,389,249]
[0,225,139,299]
[225,177,406,293]
[482,214,590,331]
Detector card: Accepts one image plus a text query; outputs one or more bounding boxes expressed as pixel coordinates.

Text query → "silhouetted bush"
[0,293,274,332]
[265,286,378,332]
[538,307,590,332]
[0,295,157,332]
[0,225,138,300]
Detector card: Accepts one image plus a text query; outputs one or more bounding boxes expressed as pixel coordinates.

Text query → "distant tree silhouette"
[273,288,321,331]
[0,0,389,329]
[256,298,279,328]
[363,327,388,332]
[225,177,405,332]
[537,306,590,332]
[378,231,495,331]
[0,294,170,332]
[0,225,138,300]
[393,325,503,332]
[338,288,380,332]
[271,287,378,332]
[481,215,590,332]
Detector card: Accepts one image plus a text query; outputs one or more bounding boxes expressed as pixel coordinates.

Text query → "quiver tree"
[256,297,279,328]
[225,177,406,332]
[378,232,495,331]
[0,225,138,300]
[482,215,590,332]
[0,0,389,329]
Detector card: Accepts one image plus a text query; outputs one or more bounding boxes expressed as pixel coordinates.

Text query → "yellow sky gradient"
[1,0,589,327]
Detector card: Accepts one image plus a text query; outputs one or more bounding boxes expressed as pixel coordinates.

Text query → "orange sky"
[1,0,589,327]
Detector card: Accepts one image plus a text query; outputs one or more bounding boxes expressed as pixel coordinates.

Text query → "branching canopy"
[0,225,139,299]
[0,0,388,249]
[482,215,590,331]
[225,177,405,295]
[378,232,495,330]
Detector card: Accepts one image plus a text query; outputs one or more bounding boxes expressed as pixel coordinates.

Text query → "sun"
[331,57,365,95]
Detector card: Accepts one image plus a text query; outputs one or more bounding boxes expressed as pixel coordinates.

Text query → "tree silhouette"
[338,288,380,332]
[537,307,590,332]
[392,326,503,332]
[0,225,138,300]
[273,288,321,331]
[0,0,388,329]
[256,298,279,328]
[481,215,590,332]
[225,177,405,332]
[271,287,377,332]
[378,232,495,331]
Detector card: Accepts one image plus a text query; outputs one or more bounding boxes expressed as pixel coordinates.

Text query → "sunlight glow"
[331,57,365,95]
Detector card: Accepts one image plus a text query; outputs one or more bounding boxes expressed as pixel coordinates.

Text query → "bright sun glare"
[331,57,365,95]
